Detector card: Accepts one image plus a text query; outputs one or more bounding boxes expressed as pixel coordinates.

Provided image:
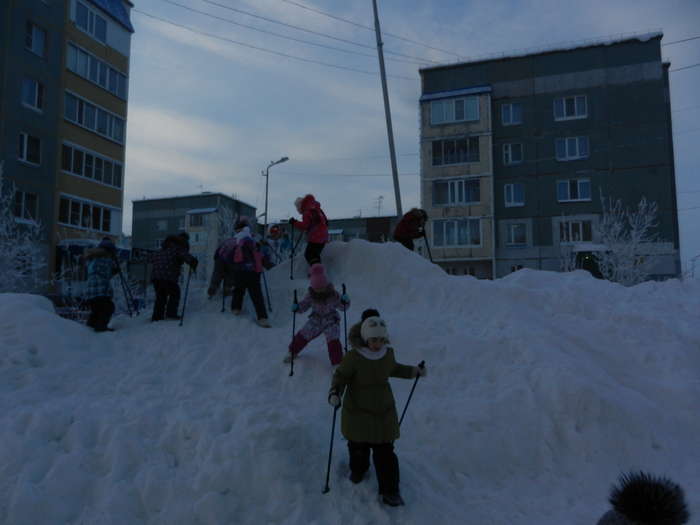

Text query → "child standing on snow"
[286,263,349,366]
[328,314,427,507]
[289,194,329,266]
[84,237,119,332]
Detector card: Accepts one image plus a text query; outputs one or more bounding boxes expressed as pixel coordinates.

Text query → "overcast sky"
[123,0,700,269]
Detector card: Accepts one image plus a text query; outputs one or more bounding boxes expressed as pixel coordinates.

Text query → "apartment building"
[0,0,134,285]
[420,33,680,280]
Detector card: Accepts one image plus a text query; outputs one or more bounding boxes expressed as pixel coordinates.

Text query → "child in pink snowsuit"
[287,263,350,366]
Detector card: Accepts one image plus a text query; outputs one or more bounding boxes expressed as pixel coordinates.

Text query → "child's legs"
[371,442,400,495]
[304,242,325,265]
[290,319,323,355]
[323,323,342,365]
[347,441,371,476]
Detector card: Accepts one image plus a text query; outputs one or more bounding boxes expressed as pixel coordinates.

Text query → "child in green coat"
[328,311,427,506]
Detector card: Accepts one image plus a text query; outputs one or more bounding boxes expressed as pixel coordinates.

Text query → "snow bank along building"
[0,0,134,285]
[419,32,680,279]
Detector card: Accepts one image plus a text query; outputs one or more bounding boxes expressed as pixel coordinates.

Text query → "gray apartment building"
[1,0,134,285]
[419,33,680,279]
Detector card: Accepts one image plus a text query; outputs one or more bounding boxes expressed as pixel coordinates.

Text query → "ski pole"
[221,283,226,313]
[262,270,272,312]
[399,360,425,426]
[179,267,193,327]
[322,405,339,494]
[113,255,133,317]
[423,232,433,263]
[342,283,348,354]
[290,290,297,377]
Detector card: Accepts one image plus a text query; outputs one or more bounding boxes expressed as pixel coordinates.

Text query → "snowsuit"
[292,194,329,265]
[84,247,119,331]
[150,235,196,321]
[289,284,349,365]
[229,228,270,321]
[393,209,426,251]
[208,238,237,301]
[330,322,415,497]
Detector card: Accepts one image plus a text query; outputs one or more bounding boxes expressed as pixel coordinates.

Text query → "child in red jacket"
[290,194,329,265]
[393,208,427,251]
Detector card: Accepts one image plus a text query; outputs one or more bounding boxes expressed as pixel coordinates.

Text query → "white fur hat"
[361,316,388,342]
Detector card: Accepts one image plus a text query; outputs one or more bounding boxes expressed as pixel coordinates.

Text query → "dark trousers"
[232,270,267,319]
[86,296,115,330]
[152,279,181,320]
[396,238,414,251]
[304,242,325,266]
[348,441,400,495]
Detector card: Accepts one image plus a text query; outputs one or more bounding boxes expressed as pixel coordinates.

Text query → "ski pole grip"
[342,283,346,294]
[293,289,298,305]
[418,360,425,369]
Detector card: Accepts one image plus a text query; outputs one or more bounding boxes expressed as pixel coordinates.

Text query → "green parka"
[330,322,415,444]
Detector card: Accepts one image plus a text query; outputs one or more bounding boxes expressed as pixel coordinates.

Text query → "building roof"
[86,0,134,33]
[186,208,218,215]
[420,85,491,103]
[419,31,663,75]
[132,192,256,210]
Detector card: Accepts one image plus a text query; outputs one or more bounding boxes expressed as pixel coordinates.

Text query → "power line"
[669,62,700,73]
[132,9,417,81]
[155,0,426,66]
[292,153,419,162]
[197,0,441,64]
[662,35,700,46]
[276,171,419,177]
[278,0,467,59]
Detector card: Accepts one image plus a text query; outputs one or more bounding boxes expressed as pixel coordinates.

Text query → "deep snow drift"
[1,240,698,524]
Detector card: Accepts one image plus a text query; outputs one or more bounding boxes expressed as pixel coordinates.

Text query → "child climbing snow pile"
[286,263,349,366]
[328,312,427,507]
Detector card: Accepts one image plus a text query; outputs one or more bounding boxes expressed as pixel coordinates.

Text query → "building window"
[14,191,38,221]
[432,218,481,247]
[554,95,587,121]
[430,96,479,125]
[557,179,591,202]
[433,178,480,206]
[501,103,522,125]
[75,1,107,43]
[21,77,44,111]
[432,136,480,166]
[18,133,41,165]
[506,223,527,246]
[555,136,589,161]
[503,143,523,165]
[156,220,167,231]
[559,220,592,243]
[67,43,128,99]
[190,214,204,227]
[64,92,125,144]
[25,22,46,57]
[58,196,117,233]
[61,143,123,188]
[504,183,524,207]
[178,218,185,230]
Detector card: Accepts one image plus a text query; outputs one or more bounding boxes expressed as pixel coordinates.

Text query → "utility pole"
[371,0,402,218]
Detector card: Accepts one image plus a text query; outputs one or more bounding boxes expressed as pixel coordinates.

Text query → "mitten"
[291,303,299,312]
[328,390,341,407]
[340,294,350,304]
[414,365,427,378]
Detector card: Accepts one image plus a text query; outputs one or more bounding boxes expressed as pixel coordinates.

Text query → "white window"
[153,238,164,249]
[504,183,524,207]
[506,223,527,246]
[21,77,44,111]
[555,136,589,161]
[64,92,126,144]
[501,103,523,125]
[61,143,123,188]
[75,1,107,43]
[67,43,128,99]
[433,178,480,206]
[503,143,523,165]
[190,214,204,227]
[431,96,479,125]
[432,137,480,166]
[560,220,593,243]
[14,191,38,221]
[58,196,118,233]
[25,22,46,57]
[18,133,41,165]
[554,95,587,121]
[432,218,481,247]
[557,179,591,202]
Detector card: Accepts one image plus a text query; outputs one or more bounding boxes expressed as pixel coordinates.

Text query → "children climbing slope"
[286,263,349,366]
[328,313,427,507]
[289,194,329,266]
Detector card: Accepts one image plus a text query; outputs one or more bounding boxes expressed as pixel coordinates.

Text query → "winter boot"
[256,318,271,328]
[349,471,365,484]
[381,493,405,507]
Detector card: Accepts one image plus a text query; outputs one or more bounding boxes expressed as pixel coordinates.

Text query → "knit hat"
[360,316,388,342]
[361,308,380,322]
[294,197,304,213]
[98,237,116,254]
[309,263,328,290]
[596,472,690,525]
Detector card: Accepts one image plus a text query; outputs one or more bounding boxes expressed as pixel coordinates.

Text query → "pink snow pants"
[289,315,343,365]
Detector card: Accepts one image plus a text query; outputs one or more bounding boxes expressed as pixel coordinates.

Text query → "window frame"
[504,183,525,208]
[555,136,589,161]
[501,102,523,126]
[58,194,120,233]
[432,177,481,207]
[64,91,126,144]
[60,141,124,189]
[556,178,592,203]
[506,223,527,247]
[553,95,588,121]
[14,191,39,222]
[502,143,523,165]
[74,0,108,44]
[430,96,480,126]
[21,77,44,112]
[66,42,128,100]
[18,132,41,166]
[431,136,480,166]
[432,218,482,248]
[559,220,593,244]
[189,214,205,227]
[25,21,47,58]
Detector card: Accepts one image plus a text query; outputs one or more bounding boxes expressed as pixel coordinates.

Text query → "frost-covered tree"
[595,193,661,286]
[0,162,47,292]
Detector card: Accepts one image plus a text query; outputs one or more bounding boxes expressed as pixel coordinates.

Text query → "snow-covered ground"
[1,240,698,524]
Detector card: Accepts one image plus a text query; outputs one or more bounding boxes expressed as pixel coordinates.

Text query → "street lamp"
[262,156,289,238]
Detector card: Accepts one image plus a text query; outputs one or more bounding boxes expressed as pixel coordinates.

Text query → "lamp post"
[262,156,289,238]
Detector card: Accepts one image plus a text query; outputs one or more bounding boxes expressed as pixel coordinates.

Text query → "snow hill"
[0,240,698,525]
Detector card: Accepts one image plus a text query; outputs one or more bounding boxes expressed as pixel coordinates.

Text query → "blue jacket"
[85,248,118,299]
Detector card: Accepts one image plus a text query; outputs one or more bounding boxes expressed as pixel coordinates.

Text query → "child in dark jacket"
[286,263,349,365]
[150,232,198,321]
[84,237,119,332]
[328,313,426,507]
[393,208,428,251]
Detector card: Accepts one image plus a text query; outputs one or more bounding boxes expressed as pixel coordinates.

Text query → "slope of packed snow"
[1,240,698,524]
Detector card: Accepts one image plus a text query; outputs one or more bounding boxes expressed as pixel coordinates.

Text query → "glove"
[414,364,427,378]
[340,294,350,304]
[291,303,299,312]
[328,390,341,407]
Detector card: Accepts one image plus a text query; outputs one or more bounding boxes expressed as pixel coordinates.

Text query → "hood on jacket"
[298,194,320,213]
